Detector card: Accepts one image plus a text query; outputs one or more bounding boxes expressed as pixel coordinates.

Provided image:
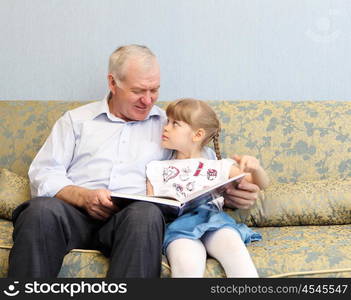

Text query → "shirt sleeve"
[28,112,76,197]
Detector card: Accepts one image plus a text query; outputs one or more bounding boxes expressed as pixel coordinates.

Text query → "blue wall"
[1,0,350,101]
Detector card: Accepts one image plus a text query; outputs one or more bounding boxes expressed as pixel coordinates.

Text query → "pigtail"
[212,130,222,160]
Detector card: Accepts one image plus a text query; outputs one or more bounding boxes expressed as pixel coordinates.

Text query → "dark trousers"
[8,197,165,278]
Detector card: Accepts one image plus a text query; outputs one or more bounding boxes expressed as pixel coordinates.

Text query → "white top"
[146,158,236,209]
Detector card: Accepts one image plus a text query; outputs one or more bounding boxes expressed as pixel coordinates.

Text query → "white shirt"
[29,94,170,197]
[29,94,216,198]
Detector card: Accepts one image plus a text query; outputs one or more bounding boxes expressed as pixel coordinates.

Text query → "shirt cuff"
[31,177,74,198]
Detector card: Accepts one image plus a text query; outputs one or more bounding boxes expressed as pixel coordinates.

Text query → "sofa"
[0,100,351,278]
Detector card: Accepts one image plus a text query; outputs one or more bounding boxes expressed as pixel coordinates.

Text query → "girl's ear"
[193,128,206,142]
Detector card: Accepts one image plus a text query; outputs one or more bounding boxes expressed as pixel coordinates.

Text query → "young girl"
[146,98,269,278]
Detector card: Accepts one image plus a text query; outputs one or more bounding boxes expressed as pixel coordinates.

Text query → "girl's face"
[161,117,196,152]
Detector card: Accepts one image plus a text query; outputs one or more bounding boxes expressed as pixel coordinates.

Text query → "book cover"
[111,173,247,220]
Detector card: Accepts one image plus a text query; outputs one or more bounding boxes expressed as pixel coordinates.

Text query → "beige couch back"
[1,100,351,182]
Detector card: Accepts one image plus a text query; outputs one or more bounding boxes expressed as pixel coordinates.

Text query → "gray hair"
[108,44,157,82]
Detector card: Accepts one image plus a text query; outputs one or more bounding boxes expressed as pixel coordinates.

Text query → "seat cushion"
[1,218,351,278]
[164,225,351,278]
[248,225,351,277]
[0,219,13,277]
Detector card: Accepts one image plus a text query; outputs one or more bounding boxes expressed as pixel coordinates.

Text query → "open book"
[111,173,247,220]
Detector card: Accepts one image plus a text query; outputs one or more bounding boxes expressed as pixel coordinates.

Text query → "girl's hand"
[234,154,261,173]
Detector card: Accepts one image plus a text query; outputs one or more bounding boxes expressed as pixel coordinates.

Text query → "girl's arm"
[249,166,269,190]
[229,156,269,190]
[146,179,154,196]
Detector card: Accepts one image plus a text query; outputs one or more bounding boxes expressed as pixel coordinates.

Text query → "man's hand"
[82,189,120,220]
[224,178,260,210]
[56,186,120,220]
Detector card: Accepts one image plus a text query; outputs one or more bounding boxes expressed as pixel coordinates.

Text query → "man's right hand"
[82,189,120,220]
[55,186,120,220]
[223,179,259,210]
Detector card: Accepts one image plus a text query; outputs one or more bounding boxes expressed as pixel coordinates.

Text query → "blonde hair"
[108,44,156,82]
[166,98,222,159]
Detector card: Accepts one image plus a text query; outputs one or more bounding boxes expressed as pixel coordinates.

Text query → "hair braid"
[213,131,222,160]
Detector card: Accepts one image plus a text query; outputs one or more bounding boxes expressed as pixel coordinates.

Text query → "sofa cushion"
[191,225,351,278]
[1,218,350,278]
[0,168,30,220]
[250,225,351,278]
[0,219,14,277]
[227,178,351,226]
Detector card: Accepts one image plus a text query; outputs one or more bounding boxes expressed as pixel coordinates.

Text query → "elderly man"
[8,45,259,278]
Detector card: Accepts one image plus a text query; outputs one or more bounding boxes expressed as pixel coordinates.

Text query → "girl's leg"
[166,238,207,277]
[202,227,259,278]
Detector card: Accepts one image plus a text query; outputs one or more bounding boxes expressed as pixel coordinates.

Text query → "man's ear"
[193,128,206,142]
[108,74,117,95]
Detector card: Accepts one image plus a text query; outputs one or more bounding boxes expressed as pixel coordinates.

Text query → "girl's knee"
[166,238,206,277]
[202,227,247,255]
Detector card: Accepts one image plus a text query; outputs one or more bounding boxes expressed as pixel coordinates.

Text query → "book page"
[181,173,247,203]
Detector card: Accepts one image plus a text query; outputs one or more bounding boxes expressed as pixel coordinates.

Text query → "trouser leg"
[8,197,102,278]
[98,201,165,278]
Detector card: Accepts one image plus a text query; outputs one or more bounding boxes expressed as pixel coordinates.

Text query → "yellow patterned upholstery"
[0,100,351,278]
[0,168,30,220]
[227,179,351,227]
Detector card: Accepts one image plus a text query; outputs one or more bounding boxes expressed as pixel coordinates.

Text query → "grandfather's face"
[108,59,160,121]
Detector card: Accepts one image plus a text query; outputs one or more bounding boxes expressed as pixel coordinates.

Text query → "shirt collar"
[93,92,163,122]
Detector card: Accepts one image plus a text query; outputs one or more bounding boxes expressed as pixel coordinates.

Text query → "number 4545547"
[301,284,348,294]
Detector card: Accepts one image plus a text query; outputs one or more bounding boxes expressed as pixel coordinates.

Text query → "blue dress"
[145,158,262,254]
[163,203,262,253]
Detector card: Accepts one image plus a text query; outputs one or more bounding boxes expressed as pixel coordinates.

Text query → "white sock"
[202,227,259,277]
[166,238,207,277]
